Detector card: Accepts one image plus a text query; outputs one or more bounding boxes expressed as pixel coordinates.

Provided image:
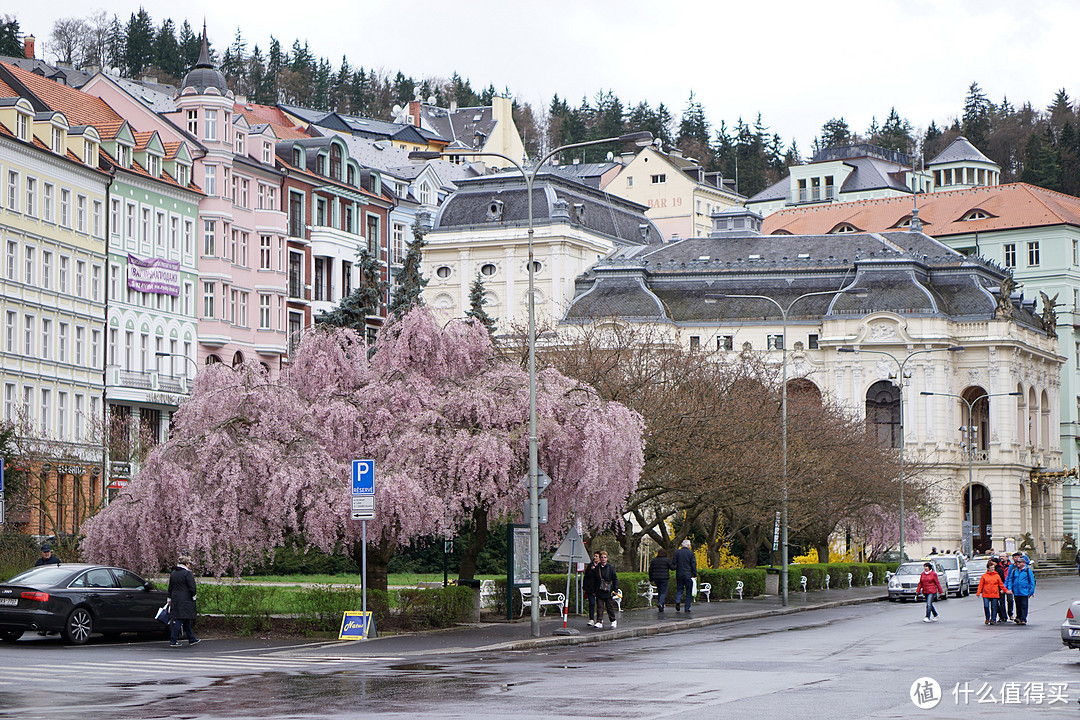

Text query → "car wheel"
[63,608,93,645]
[0,629,23,643]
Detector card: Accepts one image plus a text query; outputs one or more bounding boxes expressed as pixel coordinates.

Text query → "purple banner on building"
[127,254,181,296]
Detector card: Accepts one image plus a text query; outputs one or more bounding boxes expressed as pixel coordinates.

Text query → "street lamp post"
[838,346,965,561]
[154,352,199,385]
[411,131,653,637]
[921,390,1022,556]
[707,286,865,607]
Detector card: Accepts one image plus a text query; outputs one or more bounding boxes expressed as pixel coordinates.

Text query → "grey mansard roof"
[564,230,1046,332]
[928,136,997,166]
[432,171,658,245]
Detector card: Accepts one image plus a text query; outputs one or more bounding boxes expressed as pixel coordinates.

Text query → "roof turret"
[180,25,229,95]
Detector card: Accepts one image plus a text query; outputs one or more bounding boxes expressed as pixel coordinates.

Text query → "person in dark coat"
[672,539,697,613]
[1005,553,1035,625]
[648,549,673,613]
[594,551,619,629]
[996,554,1014,621]
[583,551,601,628]
[168,555,201,647]
[34,545,61,567]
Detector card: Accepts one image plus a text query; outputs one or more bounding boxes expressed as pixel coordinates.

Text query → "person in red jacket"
[977,559,1009,625]
[915,562,944,622]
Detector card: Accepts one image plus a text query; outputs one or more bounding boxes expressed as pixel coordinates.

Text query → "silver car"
[888,561,950,602]
[1061,599,1080,650]
[929,555,970,597]
[968,555,994,589]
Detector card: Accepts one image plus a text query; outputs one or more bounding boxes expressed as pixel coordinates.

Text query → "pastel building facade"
[564,217,1063,558]
[0,77,109,535]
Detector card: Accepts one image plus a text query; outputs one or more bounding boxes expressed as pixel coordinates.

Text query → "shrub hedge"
[785,562,888,591]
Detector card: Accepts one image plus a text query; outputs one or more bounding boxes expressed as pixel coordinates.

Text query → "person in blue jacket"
[1005,552,1035,625]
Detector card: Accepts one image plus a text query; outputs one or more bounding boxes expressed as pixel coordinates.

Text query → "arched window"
[787,378,822,408]
[1015,384,1025,445]
[866,380,901,448]
[206,354,221,364]
[232,350,245,367]
[330,145,343,180]
[961,386,989,453]
[1040,389,1050,451]
[1028,387,1038,447]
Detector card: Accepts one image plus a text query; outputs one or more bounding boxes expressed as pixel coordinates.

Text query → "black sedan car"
[0,564,168,644]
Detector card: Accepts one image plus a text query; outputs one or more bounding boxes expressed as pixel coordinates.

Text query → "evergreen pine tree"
[105,14,125,73]
[123,9,155,78]
[0,17,22,57]
[465,273,497,336]
[177,21,199,70]
[315,247,387,340]
[388,218,429,320]
[152,19,181,79]
[962,81,993,149]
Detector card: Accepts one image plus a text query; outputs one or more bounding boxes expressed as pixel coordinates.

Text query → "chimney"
[407,100,422,127]
[23,35,35,59]
[450,99,458,113]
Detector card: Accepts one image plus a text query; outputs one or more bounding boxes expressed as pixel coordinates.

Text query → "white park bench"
[731,580,744,600]
[697,582,711,603]
[519,584,565,617]
[480,579,496,609]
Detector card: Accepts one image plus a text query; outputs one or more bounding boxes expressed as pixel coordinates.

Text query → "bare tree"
[46,17,89,66]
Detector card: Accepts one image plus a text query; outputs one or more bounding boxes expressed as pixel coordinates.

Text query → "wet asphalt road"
[2,577,1079,719]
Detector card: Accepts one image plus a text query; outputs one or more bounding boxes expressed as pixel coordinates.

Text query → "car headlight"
[889,579,899,589]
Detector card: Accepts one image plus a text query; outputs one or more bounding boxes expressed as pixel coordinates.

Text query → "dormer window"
[116,144,131,168]
[51,128,64,153]
[83,141,96,166]
[418,181,432,205]
[347,165,356,186]
[962,209,990,221]
[147,154,160,177]
[317,154,327,176]
[15,112,28,141]
[235,133,245,155]
[831,223,858,233]
[292,147,302,167]
[330,145,342,180]
[177,163,190,186]
[895,216,912,228]
[262,142,271,164]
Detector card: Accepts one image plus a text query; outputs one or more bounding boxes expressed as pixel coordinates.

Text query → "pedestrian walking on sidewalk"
[583,551,601,628]
[1005,553,1035,625]
[996,554,1014,621]
[1074,547,1080,576]
[915,562,944,623]
[649,549,673,613]
[673,539,697,614]
[976,559,1007,625]
[594,551,619,629]
[168,555,201,647]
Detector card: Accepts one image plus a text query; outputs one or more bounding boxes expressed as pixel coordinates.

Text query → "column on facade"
[457,248,470,312]
[503,245,517,326]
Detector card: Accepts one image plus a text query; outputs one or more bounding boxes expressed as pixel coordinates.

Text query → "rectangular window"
[1028,241,1040,266]
[6,170,18,211]
[41,318,51,359]
[236,132,245,155]
[76,260,85,297]
[39,389,50,435]
[5,241,15,279]
[42,183,54,222]
[259,294,271,329]
[170,216,179,253]
[156,211,165,249]
[187,109,197,135]
[76,195,87,232]
[203,220,216,256]
[267,187,276,210]
[21,386,31,425]
[93,200,103,237]
[57,392,67,439]
[75,326,83,365]
[204,165,217,196]
[58,256,68,293]
[229,288,237,324]
[257,184,265,209]
[58,323,68,362]
[60,189,71,227]
[289,191,304,237]
[15,113,27,141]
[141,207,150,246]
[342,261,352,296]
[767,334,784,350]
[366,215,379,253]
[239,232,248,266]
[1074,239,1078,266]
[3,383,12,421]
[808,334,819,350]
[92,265,101,301]
[260,235,272,269]
[74,394,84,441]
[240,178,249,208]
[316,197,327,226]
[651,174,666,184]
[4,311,14,352]
[147,154,160,177]
[205,109,217,141]
[24,177,36,217]
[1004,243,1015,268]
[203,282,215,318]
[125,202,135,240]
[23,245,34,285]
[184,220,194,257]
[314,258,325,301]
[238,292,247,327]
[689,335,700,351]
[392,222,405,263]
[41,251,51,290]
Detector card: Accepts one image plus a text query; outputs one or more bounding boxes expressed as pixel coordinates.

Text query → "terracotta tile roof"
[0,78,16,96]
[2,62,124,130]
[161,141,183,159]
[236,103,311,140]
[762,183,1080,237]
[132,130,155,149]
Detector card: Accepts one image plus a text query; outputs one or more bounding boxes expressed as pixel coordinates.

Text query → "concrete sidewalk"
[316,584,887,656]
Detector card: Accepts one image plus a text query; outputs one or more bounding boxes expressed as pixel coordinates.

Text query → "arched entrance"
[866,380,901,448]
[963,483,992,553]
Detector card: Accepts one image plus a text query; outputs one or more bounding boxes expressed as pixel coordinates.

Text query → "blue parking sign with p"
[352,460,374,495]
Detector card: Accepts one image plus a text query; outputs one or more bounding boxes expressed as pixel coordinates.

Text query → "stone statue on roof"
[995,275,1016,319]
[1039,291,1060,338]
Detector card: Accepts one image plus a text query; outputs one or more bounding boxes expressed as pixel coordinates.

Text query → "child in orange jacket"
[977,559,1010,624]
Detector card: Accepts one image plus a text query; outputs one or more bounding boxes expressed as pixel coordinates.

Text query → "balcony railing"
[792,185,837,204]
[118,371,153,389]
[158,375,185,393]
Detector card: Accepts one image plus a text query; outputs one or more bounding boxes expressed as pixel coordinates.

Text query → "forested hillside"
[3,11,1079,198]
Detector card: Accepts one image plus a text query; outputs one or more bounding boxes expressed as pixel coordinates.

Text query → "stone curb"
[475,593,888,652]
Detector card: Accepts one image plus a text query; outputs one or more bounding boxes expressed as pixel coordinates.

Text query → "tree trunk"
[613,520,642,572]
[739,524,765,568]
[815,536,831,565]
[457,505,488,581]
[352,535,395,594]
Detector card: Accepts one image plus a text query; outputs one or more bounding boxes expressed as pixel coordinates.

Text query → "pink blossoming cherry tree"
[82,308,644,591]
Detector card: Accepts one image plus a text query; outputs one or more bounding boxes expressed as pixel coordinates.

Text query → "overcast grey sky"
[10,0,1078,153]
